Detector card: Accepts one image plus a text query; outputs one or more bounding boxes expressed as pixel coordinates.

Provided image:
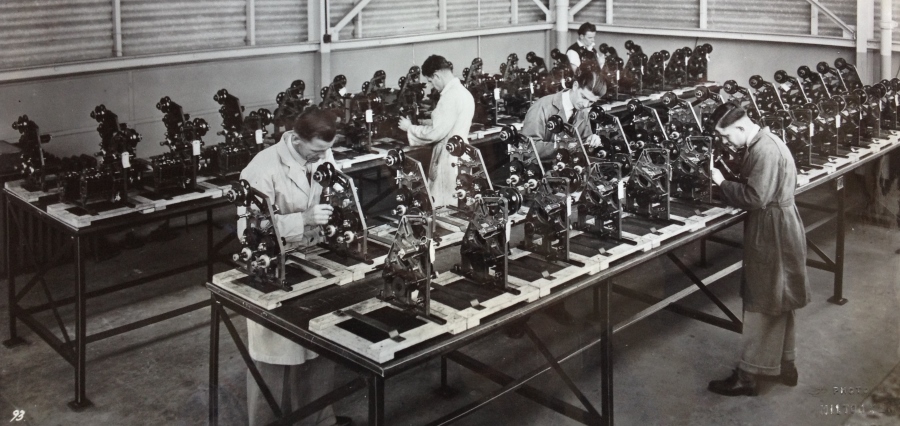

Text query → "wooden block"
[591,239,652,272]
[211,266,354,310]
[846,147,873,163]
[4,179,60,203]
[44,198,156,228]
[309,298,467,363]
[680,206,733,228]
[431,271,540,329]
[669,214,705,232]
[507,248,595,297]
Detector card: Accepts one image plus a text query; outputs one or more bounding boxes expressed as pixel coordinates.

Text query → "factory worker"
[518,64,607,326]
[521,63,608,161]
[707,103,811,396]
[239,107,352,426]
[398,54,476,207]
[566,22,603,72]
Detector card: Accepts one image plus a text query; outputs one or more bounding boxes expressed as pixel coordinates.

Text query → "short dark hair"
[709,102,746,130]
[578,22,597,36]
[574,62,607,97]
[293,107,337,142]
[422,55,453,77]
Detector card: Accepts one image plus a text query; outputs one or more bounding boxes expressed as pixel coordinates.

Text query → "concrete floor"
[1,182,899,426]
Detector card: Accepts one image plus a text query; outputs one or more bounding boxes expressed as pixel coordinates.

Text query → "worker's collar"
[746,125,764,149]
[277,131,309,168]
[441,76,462,94]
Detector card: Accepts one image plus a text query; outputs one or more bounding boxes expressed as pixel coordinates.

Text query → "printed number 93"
[10,410,24,422]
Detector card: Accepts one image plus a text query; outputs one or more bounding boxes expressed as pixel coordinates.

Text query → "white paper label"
[192,140,201,156]
[338,87,347,96]
[617,180,625,200]
[616,70,621,81]
[780,83,792,92]
[809,124,814,139]
[505,219,511,241]
[428,240,435,262]
[121,152,131,168]
[493,88,501,100]
[255,129,263,144]
[836,115,841,128]
[566,194,572,215]
[529,82,534,94]
[895,95,898,107]
[365,109,373,123]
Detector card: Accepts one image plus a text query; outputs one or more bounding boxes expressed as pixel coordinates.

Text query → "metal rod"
[332,0,372,35]
[209,297,220,426]
[446,351,596,424]
[247,0,256,46]
[113,0,122,57]
[829,179,848,304]
[4,195,17,344]
[207,209,215,280]
[882,0,894,80]
[220,309,283,418]
[69,234,92,410]
[803,0,856,36]
[24,260,209,314]
[599,279,612,426]
[84,300,209,344]
[523,325,603,421]
[368,375,384,426]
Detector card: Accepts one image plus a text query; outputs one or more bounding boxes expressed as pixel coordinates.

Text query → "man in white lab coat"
[398,54,476,207]
[239,108,351,426]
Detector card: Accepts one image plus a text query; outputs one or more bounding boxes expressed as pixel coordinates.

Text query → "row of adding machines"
[209,41,900,363]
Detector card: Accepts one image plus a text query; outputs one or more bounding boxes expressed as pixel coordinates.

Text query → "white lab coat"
[407,77,475,207]
[239,132,335,365]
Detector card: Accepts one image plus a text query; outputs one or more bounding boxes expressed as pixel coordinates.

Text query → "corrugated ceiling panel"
[121,0,247,56]
[447,0,478,30]
[481,1,512,28]
[874,0,900,43]
[256,0,308,45]
[817,0,856,38]
[0,0,113,70]
[354,0,439,38]
[613,0,698,29]
[708,0,809,35]
[518,0,548,24]
[329,0,356,40]
[574,1,605,26]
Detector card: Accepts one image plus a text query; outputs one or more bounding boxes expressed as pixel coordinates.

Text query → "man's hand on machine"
[398,116,412,132]
[710,168,725,186]
[303,204,334,226]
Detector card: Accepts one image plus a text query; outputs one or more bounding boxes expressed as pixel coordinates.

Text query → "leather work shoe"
[708,369,758,396]
[779,362,798,387]
[545,303,575,326]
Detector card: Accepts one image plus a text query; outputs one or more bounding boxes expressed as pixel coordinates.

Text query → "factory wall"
[0,31,547,159]
[0,28,872,160]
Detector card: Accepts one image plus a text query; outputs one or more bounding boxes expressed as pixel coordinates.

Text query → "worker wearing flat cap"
[398,54,475,207]
[239,107,352,426]
[706,103,811,396]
